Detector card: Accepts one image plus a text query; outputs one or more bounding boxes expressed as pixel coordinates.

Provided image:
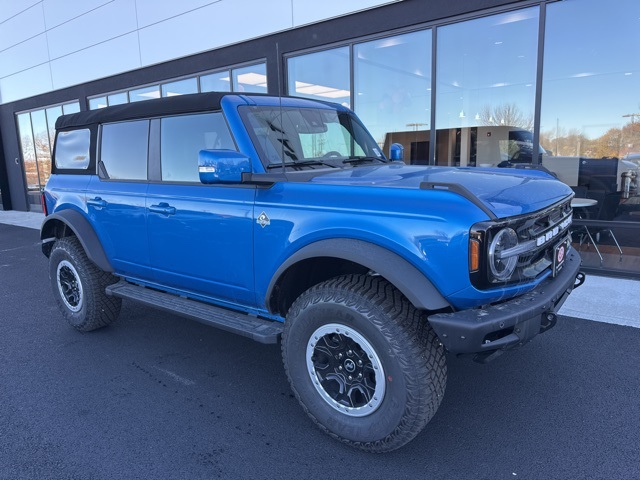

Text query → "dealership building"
[0,0,638,276]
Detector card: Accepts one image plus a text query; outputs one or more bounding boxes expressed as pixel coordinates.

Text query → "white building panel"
[42,0,112,29]
[0,2,45,51]
[135,0,221,28]
[0,33,49,78]
[0,0,39,23]
[50,32,141,90]
[138,0,292,67]
[292,0,398,26]
[0,64,53,104]
[0,0,399,103]
[46,0,139,60]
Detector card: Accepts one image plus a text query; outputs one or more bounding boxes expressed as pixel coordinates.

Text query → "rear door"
[86,120,151,280]
[145,112,256,307]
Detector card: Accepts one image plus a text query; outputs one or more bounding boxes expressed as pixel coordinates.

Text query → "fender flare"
[266,238,449,311]
[40,210,113,273]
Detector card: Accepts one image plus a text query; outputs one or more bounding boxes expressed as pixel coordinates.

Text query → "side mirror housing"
[390,143,404,162]
[198,150,251,184]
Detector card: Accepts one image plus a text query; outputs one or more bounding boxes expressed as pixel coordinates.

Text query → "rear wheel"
[49,236,121,331]
[282,274,447,452]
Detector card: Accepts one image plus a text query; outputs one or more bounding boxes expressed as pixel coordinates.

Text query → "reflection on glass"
[63,102,80,115]
[541,0,640,164]
[200,71,231,92]
[288,48,350,107]
[436,8,539,166]
[17,113,39,190]
[129,85,160,102]
[108,92,128,105]
[30,109,52,187]
[89,97,108,110]
[162,77,198,97]
[540,0,640,271]
[45,106,63,146]
[354,30,431,162]
[232,63,267,93]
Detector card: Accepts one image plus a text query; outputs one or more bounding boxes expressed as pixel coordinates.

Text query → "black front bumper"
[428,248,584,361]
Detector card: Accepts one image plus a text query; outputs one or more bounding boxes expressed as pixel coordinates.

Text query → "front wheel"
[49,236,121,331]
[281,275,447,452]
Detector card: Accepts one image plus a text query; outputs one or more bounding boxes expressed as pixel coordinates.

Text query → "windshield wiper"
[342,156,387,165]
[267,159,339,170]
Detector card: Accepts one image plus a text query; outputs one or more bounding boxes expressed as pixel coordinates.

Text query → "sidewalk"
[1,209,638,328]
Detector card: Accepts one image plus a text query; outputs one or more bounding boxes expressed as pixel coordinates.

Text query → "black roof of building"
[55,92,230,129]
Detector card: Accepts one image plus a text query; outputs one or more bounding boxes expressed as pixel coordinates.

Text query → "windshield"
[239,105,387,170]
[506,129,546,162]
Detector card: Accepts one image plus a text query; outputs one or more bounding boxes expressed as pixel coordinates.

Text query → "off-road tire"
[282,274,447,453]
[49,236,121,331]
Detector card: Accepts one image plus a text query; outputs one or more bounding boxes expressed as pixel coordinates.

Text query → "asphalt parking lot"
[1,223,639,480]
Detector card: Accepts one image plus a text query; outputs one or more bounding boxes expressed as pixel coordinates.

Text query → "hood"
[309,164,572,218]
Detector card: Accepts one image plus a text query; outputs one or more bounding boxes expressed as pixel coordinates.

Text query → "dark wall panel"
[0,128,10,209]
[0,110,27,210]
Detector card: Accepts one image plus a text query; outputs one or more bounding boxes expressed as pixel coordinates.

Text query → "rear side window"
[160,112,235,182]
[55,129,90,169]
[100,120,149,180]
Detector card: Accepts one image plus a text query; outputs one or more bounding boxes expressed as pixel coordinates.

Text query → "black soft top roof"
[55,92,230,129]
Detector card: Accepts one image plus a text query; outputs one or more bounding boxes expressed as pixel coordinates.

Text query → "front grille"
[511,198,573,281]
[470,198,574,289]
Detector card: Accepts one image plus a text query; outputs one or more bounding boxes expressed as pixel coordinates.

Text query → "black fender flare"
[266,238,449,311]
[40,210,113,273]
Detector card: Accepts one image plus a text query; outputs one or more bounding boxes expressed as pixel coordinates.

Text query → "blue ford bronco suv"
[41,92,584,452]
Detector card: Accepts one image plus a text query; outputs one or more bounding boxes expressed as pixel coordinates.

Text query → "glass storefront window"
[200,71,232,92]
[540,0,640,273]
[162,77,198,97]
[287,47,350,107]
[17,113,38,191]
[232,63,267,93]
[541,0,640,161]
[129,85,160,102]
[30,109,52,187]
[16,101,81,200]
[436,8,539,167]
[89,96,108,110]
[45,106,63,146]
[62,103,80,115]
[354,30,432,161]
[108,92,128,105]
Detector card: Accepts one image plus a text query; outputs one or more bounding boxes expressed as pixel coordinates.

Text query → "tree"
[478,103,534,131]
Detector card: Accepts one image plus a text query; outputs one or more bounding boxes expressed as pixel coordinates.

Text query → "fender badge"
[257,211,270,228]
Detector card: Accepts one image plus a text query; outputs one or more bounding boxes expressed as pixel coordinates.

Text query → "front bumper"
[428,248,584,361]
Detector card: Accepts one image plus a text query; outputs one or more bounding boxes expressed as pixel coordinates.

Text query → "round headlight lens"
[489,227,519,281]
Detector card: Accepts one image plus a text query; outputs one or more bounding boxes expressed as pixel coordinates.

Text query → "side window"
[100,120,149,180]
[160,112,235,182]
[54,129,90,169]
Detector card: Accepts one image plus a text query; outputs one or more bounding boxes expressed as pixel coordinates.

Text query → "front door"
[145,111,256,307]
[146,183,256,306]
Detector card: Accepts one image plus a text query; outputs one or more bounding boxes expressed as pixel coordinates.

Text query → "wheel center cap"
[344,359,356,373]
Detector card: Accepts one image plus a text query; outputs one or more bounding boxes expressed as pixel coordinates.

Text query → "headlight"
[488,227,519,281]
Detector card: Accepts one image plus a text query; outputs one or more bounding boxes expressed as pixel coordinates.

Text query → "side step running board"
[106,281,282,344]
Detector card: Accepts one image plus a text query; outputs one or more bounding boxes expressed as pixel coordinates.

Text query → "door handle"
[149,203,176,216]
[87,197,107,209]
